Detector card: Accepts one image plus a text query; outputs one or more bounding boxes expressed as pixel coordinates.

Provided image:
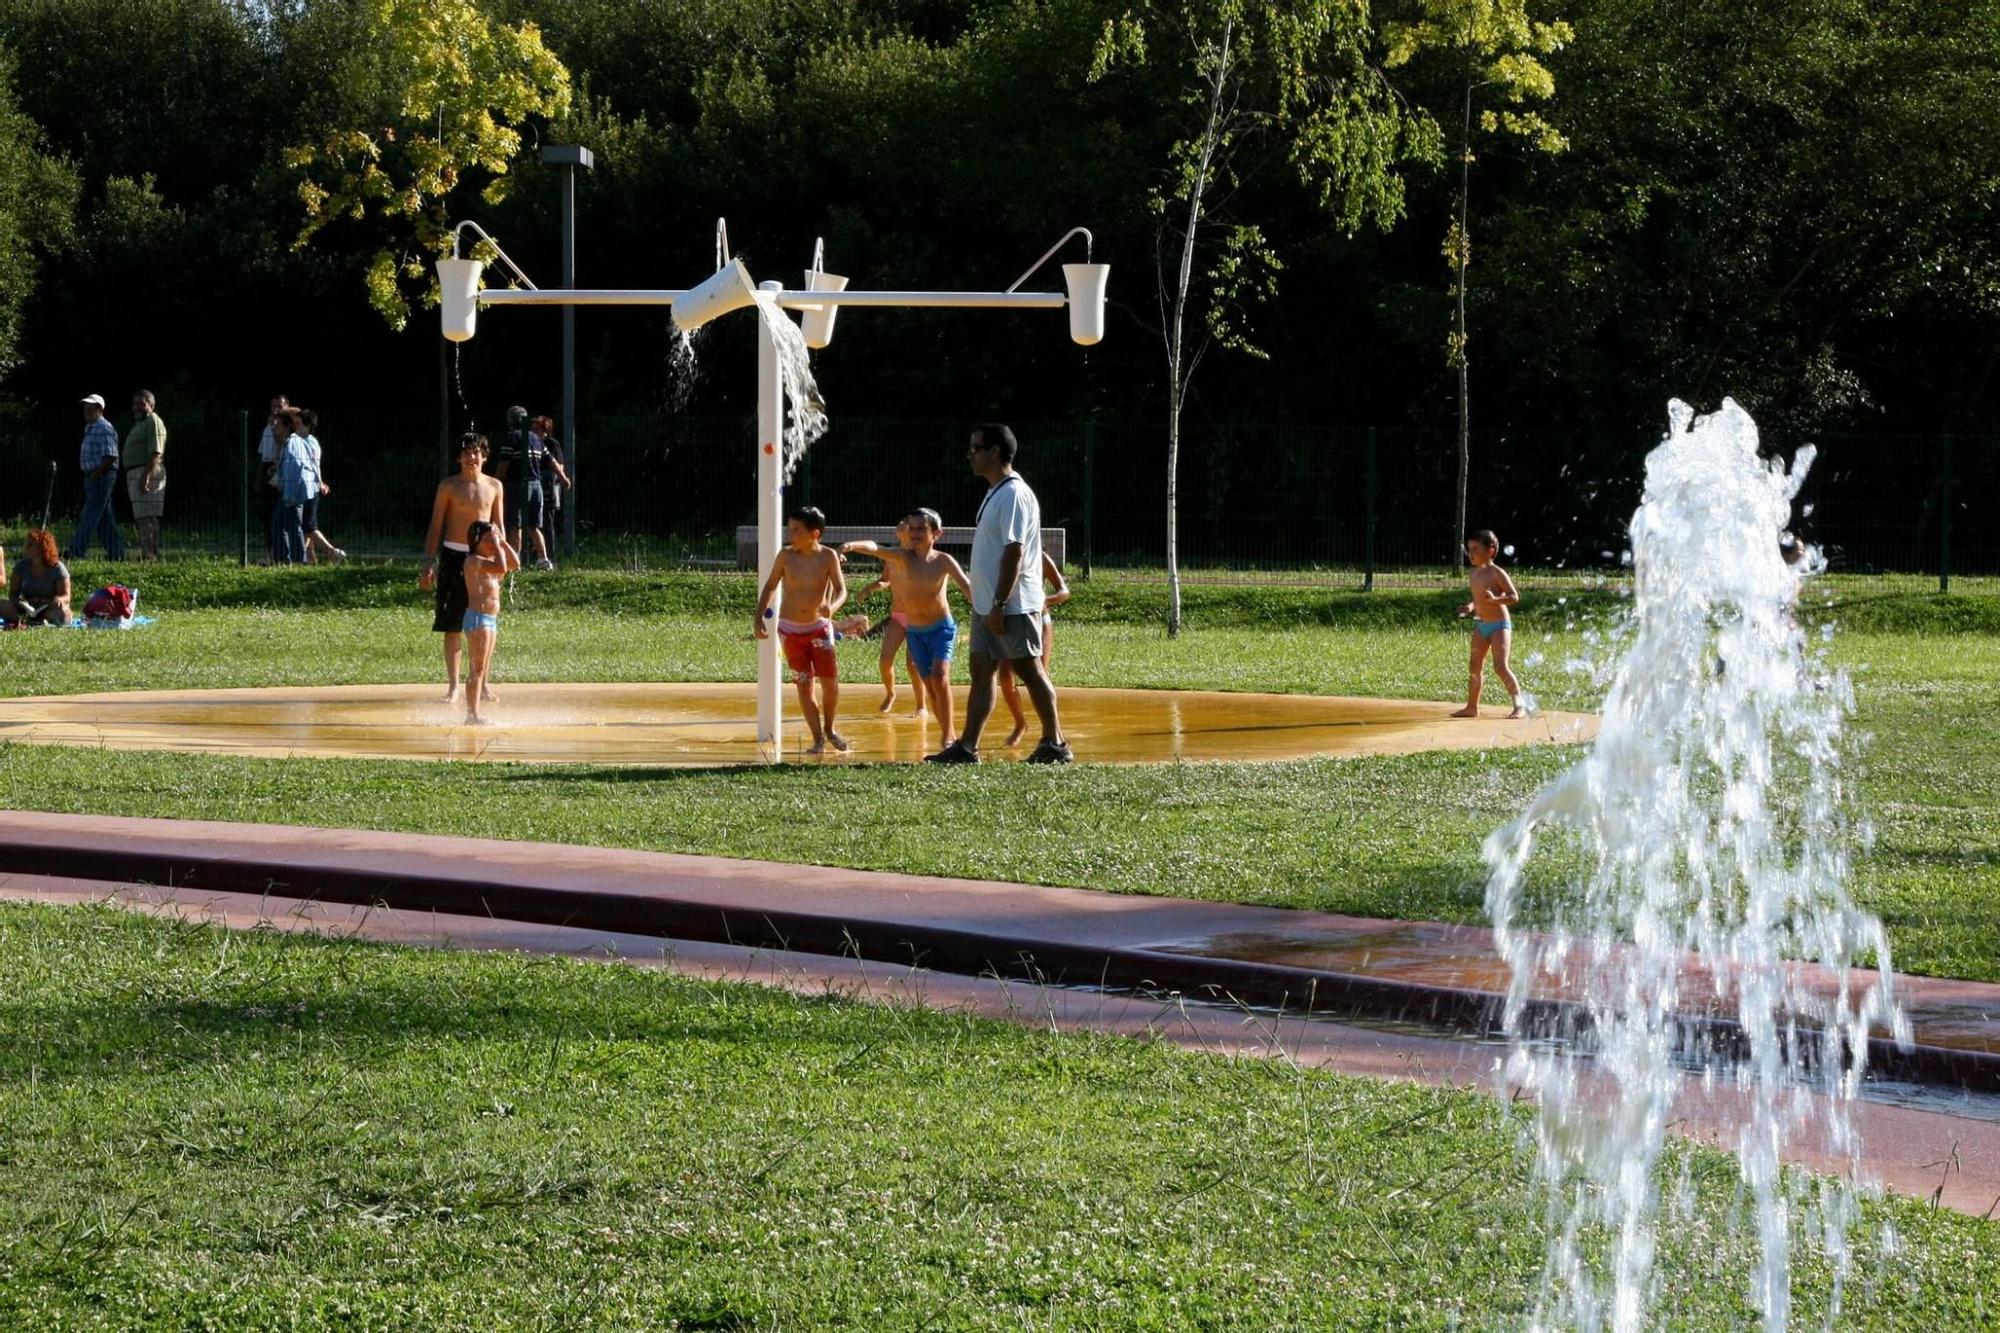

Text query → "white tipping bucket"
[799,270,849,350]
[438,258,484,342]
[1063,263,1109,346]
[674,258,758,331]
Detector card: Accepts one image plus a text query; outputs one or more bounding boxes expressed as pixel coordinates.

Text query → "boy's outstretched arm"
[838,539,888,560]
[752,556,786,637]
[1042,552,1071,606]
[826,556,848,616]
[942,553,974,604]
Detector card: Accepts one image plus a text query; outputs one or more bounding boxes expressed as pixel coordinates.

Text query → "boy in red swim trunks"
[753,506,849,754]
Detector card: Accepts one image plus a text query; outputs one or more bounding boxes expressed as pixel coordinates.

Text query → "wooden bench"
[736,525,1065,570]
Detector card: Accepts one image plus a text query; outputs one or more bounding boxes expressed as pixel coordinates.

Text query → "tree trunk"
[1452,63,1473,572]
[1164,25,1232,638]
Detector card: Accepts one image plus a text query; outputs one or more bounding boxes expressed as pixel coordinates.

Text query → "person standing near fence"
[123,390,167,561]
[492,405,552,570]
[273,409,318,564]
[256,394,289,563]
[297,408,345,563]
[67,393,125,562]
[927,423,1072,765]
[533,415,570,563]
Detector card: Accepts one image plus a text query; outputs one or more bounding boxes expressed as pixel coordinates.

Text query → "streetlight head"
[540,144,595,170]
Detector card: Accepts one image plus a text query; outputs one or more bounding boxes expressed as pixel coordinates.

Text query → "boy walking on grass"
[1453,529,1525,719]
[459,521,520,725]
[841,508,974,749]
[754,506,849,754]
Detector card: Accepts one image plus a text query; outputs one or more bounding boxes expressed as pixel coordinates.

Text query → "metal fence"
[1,404,1990,592]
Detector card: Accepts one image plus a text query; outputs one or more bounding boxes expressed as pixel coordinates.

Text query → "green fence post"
[1081,419,1095,580]
[1939,434,1953,595]
[239,408,250,566]
[1364,427,1378,592]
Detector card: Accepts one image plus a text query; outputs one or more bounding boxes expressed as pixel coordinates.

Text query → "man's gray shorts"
[970,611,1044,662]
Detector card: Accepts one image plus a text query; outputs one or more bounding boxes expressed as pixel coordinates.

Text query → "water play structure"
[438,220,1109,758]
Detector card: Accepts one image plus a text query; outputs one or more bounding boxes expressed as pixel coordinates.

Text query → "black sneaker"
[1024,739,1075,765]
[923,741,979,764]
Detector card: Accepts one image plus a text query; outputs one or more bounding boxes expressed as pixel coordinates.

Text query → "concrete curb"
[3,827,1994,1095]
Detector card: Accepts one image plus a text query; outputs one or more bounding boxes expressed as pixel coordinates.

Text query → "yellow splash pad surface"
[0,683,1597,765]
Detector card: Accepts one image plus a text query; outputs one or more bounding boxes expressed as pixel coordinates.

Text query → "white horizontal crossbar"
[475,288,1067,310]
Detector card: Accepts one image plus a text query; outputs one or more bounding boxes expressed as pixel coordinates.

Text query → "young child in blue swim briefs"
[841,508,973,748]
[1453,529,1525,719]
[461,520,520,725]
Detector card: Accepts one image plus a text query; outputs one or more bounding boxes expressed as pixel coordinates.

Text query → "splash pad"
[0,684,1594,766]
[441,219,1109,756]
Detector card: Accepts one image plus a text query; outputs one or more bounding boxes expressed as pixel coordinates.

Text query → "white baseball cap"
[80,393,105,407]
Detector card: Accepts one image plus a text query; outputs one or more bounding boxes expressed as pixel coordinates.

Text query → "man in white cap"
[66,394,125,561]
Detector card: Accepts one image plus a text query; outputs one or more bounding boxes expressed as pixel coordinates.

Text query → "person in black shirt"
[491,404,552,569]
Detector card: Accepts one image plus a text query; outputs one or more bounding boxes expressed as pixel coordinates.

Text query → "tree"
[1384,1,1568,567]
[1094,0,1437,633]
[284,0,572,328]
[0,43,76,378]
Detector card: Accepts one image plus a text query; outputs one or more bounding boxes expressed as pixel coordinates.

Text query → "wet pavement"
[5,868,1998,1219]
[0,682,1597,765]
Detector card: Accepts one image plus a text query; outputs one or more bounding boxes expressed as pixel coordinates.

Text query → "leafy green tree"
[1384,0,1569,566]
[284,0,572,328]
[0,43,76,378]
[1093,0,1438,633]
[1478,0,2000,439]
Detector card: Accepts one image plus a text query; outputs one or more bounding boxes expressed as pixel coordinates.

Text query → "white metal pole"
[755,284,785,755]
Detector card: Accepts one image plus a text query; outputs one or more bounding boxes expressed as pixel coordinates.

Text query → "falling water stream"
[1485,400,1909,1330]
[752,295,829,482]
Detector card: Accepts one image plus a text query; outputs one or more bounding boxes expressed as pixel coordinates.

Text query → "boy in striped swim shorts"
[754,506,850,754]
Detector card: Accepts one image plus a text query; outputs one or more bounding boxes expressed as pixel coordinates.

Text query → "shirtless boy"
[1452,529,1524,719]
[459,520,520,724]
[841,508,974,747]
[419,433,506,704]
[754,506,849,754]
[854,519,927,715]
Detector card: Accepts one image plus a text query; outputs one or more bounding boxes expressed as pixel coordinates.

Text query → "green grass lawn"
[0,902,1991,1329]
[2,562,1996,982]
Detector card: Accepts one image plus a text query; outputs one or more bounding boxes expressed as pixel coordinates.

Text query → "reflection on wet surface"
[0,683,1598,766]
[1156,928,2000,1060]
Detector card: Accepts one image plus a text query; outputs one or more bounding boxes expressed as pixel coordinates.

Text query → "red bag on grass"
[84,585,136,620]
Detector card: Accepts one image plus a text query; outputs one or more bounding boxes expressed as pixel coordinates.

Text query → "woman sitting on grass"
[5,530,72,626]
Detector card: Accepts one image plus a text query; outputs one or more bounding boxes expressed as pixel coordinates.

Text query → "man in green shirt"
[123,389,167,561]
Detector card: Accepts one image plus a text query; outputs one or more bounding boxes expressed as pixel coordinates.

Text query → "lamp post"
[539,143,593,558]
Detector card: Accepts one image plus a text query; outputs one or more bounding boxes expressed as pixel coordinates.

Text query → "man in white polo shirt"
[926,423,1073,764]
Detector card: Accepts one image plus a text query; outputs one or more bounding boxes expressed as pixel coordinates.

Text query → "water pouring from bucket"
[1486,399,1907,1331]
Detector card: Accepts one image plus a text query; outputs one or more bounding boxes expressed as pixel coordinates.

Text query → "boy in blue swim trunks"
[840,508,973,747]
[460,520,519,724]
[1453,529,1525,718]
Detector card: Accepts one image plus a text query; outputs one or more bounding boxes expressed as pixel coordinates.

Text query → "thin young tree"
[1093,0,1437,634]
[1385,1,1569,567]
